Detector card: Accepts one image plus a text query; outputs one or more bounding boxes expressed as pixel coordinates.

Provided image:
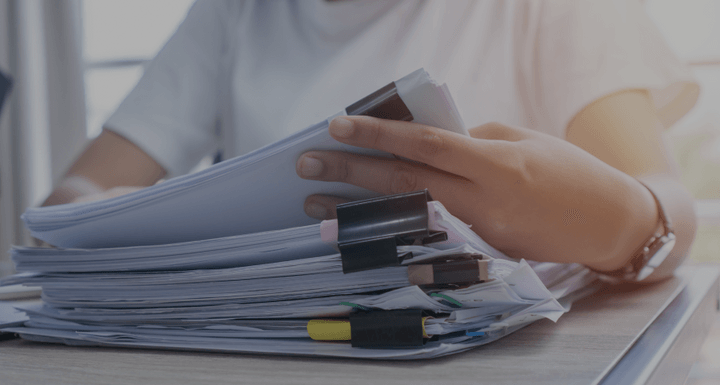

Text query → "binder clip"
[407,255,489,287]
[337,190,448,274]
[346,81,413,122]
[350,309,425,348]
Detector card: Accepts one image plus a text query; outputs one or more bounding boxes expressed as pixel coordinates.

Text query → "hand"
[296,116,659,271]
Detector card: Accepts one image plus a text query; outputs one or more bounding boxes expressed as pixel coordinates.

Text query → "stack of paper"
[23,69,467,249]
[1,70,598,359]
[3,202,595,359]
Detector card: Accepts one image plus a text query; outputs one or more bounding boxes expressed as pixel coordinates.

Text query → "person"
[42,0,699,281]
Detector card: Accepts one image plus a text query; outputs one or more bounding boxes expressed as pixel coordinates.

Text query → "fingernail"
[305,203,327,219]
[330,117,354,138]
[299,155,324,177]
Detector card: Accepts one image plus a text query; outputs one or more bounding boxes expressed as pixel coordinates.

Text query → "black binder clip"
[350,309,425,348]
[337,190,448,274]
[346,81,413,122]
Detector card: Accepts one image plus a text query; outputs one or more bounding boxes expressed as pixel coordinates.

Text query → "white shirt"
[105,0,698,178]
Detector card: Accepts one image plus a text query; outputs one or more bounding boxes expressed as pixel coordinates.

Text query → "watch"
[601,182,676,282]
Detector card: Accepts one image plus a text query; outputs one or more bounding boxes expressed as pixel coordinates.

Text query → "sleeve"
[104,0,238,177]
[518,0,699,138]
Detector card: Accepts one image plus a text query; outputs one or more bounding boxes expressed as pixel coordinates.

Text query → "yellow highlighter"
[307,314,431,346]
[307,319,354,341]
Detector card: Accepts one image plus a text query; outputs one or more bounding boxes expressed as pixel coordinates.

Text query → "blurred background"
[0,0,718,278]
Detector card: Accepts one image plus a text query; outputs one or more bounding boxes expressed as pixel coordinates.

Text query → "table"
[0,265,717,385]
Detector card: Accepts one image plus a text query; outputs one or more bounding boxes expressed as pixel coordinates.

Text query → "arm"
[42,0,235,208]
[41,129,166,207]
[296,90,695,282]
[566,89,696,281]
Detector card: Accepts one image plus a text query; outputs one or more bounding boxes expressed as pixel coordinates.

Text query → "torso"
[219,0,540,159]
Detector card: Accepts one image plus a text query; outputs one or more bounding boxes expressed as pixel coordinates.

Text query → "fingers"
[296,150,472,197]
[303,195,351,220]
[329,116,482,179]
[467,122,531,141]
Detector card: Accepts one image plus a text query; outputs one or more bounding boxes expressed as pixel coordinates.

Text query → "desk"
[0,265,717,385]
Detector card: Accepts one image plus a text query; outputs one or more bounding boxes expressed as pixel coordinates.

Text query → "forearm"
[563,90,696,281]
[42,129,166,207]
[568,172,694,282]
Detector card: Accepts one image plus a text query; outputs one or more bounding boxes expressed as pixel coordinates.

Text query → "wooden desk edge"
[596,266,720,385]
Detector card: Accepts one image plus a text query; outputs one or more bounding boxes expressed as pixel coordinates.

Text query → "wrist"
[41,175,104,207]
[586,176,660,272]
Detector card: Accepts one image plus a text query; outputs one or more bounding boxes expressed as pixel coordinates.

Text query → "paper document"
[2,70,599,360]
[24,69,466,249]
[3,202,594,359]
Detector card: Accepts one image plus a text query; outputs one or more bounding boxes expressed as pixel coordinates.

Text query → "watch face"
[637,234,676,281]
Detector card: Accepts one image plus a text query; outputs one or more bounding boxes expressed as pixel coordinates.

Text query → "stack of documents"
[3,201,595,359]
[2,70,598,359]
[23,69,467,249]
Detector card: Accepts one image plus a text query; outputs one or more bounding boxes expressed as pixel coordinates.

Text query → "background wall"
[0,0,14,276]
[0,0,88,277]
[0,0,192,277]
[646,0,720,263]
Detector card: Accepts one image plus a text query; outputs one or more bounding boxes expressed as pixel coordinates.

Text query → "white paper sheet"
[24,69,466,249]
